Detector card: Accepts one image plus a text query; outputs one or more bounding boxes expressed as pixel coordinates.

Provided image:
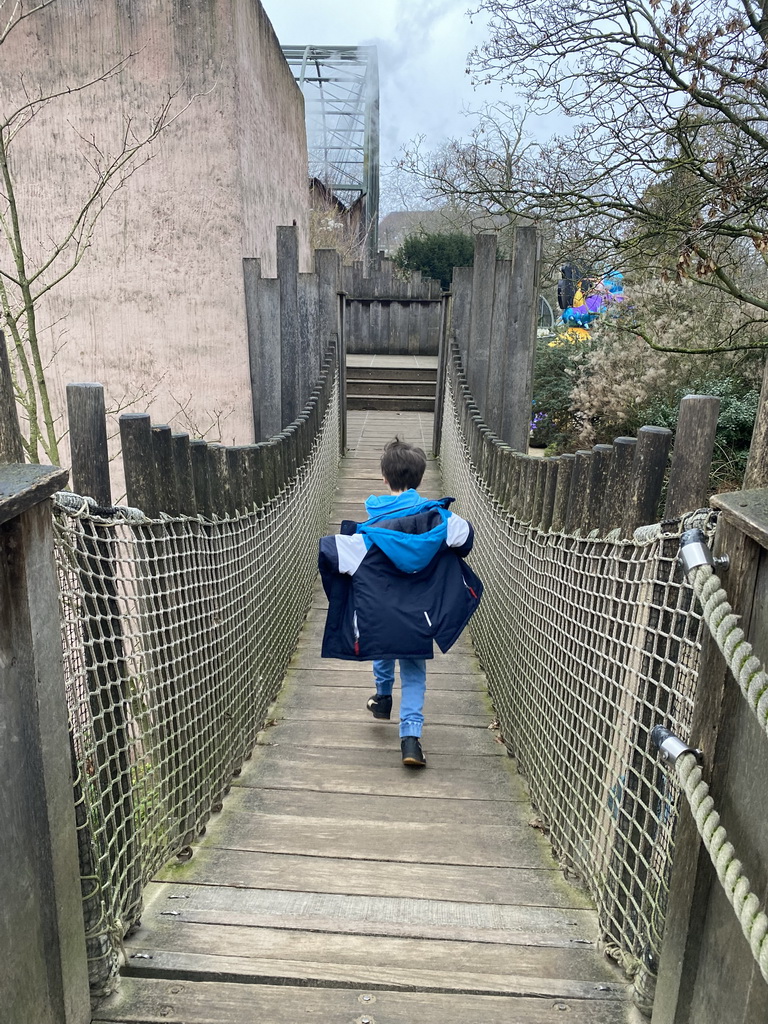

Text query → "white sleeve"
[446,513,470,548]
[336,534,368,574]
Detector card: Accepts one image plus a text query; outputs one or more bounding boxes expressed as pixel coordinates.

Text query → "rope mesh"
[439,376,715,1005]
[53,379,339,993]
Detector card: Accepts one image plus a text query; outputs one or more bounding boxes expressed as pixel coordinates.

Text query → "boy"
[318,438,482,768]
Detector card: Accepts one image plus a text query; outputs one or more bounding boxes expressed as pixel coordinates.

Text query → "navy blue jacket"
[318,490,483,661]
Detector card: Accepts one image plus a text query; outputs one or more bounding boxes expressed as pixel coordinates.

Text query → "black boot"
[401,736,426,767]
[366,693,392,720]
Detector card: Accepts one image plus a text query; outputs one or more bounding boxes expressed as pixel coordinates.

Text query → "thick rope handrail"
[687,563,768,742]
[673,751,768,983]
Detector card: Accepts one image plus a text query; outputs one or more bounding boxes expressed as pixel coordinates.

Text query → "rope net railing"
[438,357,715,1015]
[53,373,340,995]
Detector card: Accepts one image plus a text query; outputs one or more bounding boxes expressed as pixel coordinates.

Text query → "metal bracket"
[651,725,703,767]
[679,528,729,574]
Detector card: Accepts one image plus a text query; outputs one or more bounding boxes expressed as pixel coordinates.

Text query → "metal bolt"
[554,1003,568,1011]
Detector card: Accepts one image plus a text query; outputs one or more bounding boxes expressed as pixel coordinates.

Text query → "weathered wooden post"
[172,433,197,516]
[66,383,111,505]
[622,426,673,535]
[566,450,592,533]
[466,233,496,419]
[0,333,90,1023]
[585,443,614,534]
[499,225,541,452]
[601,437,637,536]
[432,290,452,457]
[152,424,180,516]
[120,413,159,515]
[664,395,720,518]
[278,225,301,427]
[551,453,575,532]
[244,256,281,442]
[68,384,142,936]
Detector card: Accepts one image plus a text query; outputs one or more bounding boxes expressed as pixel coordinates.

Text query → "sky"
[265,0,512,173]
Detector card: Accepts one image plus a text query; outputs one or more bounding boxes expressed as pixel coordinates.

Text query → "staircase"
[346,361,437,412]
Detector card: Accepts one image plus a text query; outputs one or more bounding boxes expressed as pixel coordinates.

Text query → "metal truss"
[282,45,379,259]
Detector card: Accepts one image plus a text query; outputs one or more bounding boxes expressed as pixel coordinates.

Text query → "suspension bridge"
[3,231,768,1024]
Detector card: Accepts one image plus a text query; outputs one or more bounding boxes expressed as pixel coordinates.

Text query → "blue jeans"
[372,658,427,738]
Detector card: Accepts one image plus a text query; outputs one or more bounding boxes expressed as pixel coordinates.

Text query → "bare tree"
[0,1,197,462]
[403,0,768,351]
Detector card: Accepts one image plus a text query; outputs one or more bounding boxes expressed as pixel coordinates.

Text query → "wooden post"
[540,458,560,532]
[172,433,197,516]
[466,234,497,419]
[520,457,537,522]
[665,395,720,519]
[278,225,301,427]
[601,437,637,536]
[585,443,614,535]
[189,440,212,518]
[120,413,159,515]
[298,269,319,406]
[66,383,111,505]
[243,257,282,442]
[622,426,673,536]
[566,450,592,533]
[499,226,541,452]
[0,463,91,1024]
[484,259,512,438]
[208,444,233,517]
[337,302,347,455]
[432,292,452,457]
[551,453,576,532]
[450,266,474,370]
[151,425,179,516]
[531,459,548,528]
[316,248,340,380]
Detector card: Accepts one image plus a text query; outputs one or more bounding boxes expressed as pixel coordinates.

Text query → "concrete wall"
[1,0,309,496]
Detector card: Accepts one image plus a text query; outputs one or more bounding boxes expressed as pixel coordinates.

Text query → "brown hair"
[381,437,427,491]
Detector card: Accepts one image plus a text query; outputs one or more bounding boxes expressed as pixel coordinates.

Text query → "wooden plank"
[259,719,502,755]
[94,977,631,1024]
[194,811,549,870]
[238,741,519,778]
[276,681,491,716]
[200,758,518,803]
[121,949,627,1001]
[219,786,528,824]
[123,919,621,986]
[155,853,581,913]
[283,663,484,686]
[144,868,599,936]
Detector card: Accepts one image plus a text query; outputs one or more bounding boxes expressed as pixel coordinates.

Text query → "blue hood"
[357,491,450,573]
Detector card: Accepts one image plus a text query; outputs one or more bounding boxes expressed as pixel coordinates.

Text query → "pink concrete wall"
[1,0,309,497]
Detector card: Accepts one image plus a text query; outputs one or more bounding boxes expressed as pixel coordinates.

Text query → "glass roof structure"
[282,45,380,260]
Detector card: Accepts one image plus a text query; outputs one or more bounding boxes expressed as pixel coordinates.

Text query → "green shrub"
[393,232,475,290]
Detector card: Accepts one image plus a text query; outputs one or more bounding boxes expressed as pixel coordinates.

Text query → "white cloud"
[264,0,511,166]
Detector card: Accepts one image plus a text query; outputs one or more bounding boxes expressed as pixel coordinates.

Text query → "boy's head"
[381,437,426,493]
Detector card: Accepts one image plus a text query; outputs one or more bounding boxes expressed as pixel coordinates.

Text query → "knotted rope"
[674,751,768,983]
[687,563,768,742]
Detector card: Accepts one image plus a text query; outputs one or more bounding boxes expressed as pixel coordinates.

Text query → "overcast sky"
[265,0,512,171]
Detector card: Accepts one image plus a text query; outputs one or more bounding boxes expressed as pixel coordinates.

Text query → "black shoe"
[401,736,426,767]
[366,693,392,720]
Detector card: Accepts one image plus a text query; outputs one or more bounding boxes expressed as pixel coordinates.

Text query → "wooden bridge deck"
[94,410,635,1024]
